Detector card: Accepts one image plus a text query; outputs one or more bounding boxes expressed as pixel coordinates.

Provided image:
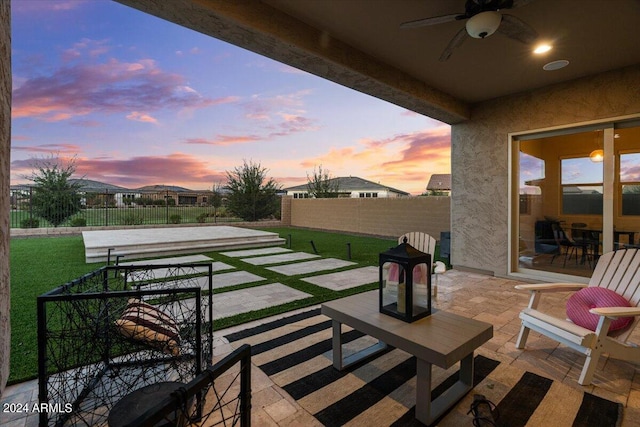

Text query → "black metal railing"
[37,263,214,427]
[126,343,252,427]
[10,186,234,228]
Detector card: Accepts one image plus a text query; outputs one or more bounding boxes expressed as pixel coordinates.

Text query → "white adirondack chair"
[398,232,446,296]
[515,249,640,385]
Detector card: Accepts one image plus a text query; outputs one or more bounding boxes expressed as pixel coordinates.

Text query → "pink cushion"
[566,287,633,332]
[387,264,428,285]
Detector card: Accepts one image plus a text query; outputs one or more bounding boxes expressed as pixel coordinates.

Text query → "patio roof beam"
[115,0,470,124]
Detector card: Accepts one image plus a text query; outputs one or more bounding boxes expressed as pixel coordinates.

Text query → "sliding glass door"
[513,120,640,279]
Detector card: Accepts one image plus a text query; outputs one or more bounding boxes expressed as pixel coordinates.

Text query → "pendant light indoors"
[589,130,604,162]
[589,149,604,162]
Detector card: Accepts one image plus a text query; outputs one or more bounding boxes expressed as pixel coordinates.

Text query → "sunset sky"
[10,0,451,195]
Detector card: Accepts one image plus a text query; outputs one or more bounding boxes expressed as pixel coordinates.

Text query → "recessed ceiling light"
[533,44,552,54]
[543,59,569,71]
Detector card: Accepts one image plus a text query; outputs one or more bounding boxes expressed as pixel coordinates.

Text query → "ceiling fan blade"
[498,14,538,44]
[400,13,463,29]
[439,27,469,62]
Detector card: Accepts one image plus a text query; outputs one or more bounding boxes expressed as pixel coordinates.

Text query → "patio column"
[0,0,11,394]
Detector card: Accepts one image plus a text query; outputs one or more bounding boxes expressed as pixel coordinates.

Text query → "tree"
[210,181,224,222]
[28,156,82,227]
[306,165,340,198]
[225,160,280,221]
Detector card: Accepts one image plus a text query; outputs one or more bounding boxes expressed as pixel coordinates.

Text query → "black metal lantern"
[379,237,432,322]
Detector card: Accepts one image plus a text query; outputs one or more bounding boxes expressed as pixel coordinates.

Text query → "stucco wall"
[289,197,451,239]
[1,0,10,394]
[451,65,640,276]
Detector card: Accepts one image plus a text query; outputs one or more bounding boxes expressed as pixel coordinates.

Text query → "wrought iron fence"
[127,343,252,427]
[37,263,214,426]
[10,186,235,228]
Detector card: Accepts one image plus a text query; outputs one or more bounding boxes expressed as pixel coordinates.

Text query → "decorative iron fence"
[127,343,252,427]
[37,263,214,426]
[10,187,236,228]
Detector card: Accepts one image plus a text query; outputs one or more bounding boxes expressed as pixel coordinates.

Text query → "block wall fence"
[280,196,451,239]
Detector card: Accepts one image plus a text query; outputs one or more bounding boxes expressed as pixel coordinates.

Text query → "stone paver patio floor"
[211,283,312,320]
[4,270,640,427]
[301,266,378,290]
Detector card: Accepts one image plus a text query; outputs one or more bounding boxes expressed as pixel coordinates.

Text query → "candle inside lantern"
[397,282,406,313]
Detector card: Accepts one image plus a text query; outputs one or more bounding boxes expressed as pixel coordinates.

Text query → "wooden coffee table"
[322,291,493,425]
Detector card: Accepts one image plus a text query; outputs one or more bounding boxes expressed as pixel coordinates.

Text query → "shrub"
[69,217,87,227]
[21,218,40,228]
[169,214,182,224]
[196,212,208,223]
[121,213,144,225]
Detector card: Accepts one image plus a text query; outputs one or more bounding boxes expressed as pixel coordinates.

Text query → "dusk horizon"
[10,0,452,195]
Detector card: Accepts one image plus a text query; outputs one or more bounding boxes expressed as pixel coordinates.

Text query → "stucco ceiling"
[116,0,640,124]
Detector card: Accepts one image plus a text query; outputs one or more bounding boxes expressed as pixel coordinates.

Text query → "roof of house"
[136,184,195,193]
[69,178,129,192]
[284,176,409,195]
[426,174,451,191]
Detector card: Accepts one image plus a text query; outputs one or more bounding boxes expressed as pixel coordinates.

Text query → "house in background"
[426,174,451,196]
[283,176,410,198]
[69,179,138,208]
[136,184,214,206]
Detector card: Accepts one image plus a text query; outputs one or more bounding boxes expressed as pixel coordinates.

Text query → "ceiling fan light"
[533,44,552,54]
[466,11,502,39]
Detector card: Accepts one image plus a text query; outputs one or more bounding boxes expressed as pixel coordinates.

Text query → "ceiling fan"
[400,0,538,61]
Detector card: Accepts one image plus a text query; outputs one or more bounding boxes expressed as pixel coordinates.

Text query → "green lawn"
[8,227,443,384]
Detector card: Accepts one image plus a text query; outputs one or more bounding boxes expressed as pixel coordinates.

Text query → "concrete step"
[83,226,286,263]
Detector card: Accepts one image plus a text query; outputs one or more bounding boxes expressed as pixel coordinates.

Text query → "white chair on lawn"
[515,248,640,385]
[399,232,446,296]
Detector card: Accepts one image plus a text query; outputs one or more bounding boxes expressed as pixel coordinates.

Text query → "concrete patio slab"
[82,226,285,263]
[241,252,319,266]
[212,271,265,289]
[301,266,378,290]
[121,260,235,281]
[142,271,266,293]
[267,258,356,276]
[220,247,292,257]
[118,254,213,265]
[211,283,312,320]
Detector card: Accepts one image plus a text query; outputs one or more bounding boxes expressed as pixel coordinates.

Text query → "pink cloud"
[11,153,227,189]
[127,111,158,124]
[62,38,110,61]
[268,114,319,137]
[300,147,356,169]
[243,90,312,122]
[183,96,318,146]
[11,143,81,154]
[12,57,237,122]
[11,135,31,142]
[184,135,262,146]
[378,127,451,170]
[70,153,226,188]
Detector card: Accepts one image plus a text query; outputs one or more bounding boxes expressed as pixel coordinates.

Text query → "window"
[359,192,378,198]
[620,153,640,215]
[561,157,603,215]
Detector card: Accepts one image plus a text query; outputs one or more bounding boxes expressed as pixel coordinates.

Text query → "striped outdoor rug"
[225,308,623,427]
